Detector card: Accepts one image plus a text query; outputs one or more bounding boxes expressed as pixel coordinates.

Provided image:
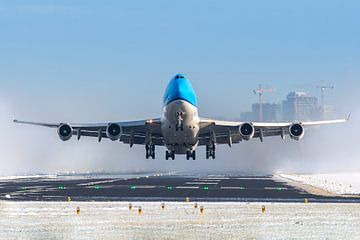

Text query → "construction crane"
[296,81,334,107]
[253,83,276,122]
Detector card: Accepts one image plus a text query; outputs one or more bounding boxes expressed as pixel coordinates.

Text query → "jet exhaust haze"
[0,89,358,176]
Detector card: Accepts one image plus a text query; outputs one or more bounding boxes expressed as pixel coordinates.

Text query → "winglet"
[346,113,351,121]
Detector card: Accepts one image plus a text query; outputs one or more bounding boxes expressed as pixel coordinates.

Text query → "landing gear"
[186,150,196,160]
[165,151,175,160]
[145,144,155,159]
[206,144,216,159]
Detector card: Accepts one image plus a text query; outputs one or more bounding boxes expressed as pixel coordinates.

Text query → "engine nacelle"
[57,123,73,141]
[289,123,304,141]
[106,123,122,141]
[239,122,255,141]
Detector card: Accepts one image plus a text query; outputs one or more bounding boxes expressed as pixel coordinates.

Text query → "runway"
[1,173,359,202]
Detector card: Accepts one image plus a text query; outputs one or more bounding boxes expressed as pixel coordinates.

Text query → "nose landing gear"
[145,144,155,159]
[206,144,216,159]
[186,150,196,160]
[165,151,175,160]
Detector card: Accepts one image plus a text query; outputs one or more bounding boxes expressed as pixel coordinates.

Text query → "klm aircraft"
[14,74,347,160]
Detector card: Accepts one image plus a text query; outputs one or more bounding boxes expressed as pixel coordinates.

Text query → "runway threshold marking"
[176,186,199,189]
[220,187,245,190]
[185,182,218,185]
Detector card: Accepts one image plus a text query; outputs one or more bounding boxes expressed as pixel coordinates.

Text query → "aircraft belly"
[161,100,200,154]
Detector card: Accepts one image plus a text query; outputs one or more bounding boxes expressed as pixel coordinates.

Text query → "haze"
[0,1,359,175]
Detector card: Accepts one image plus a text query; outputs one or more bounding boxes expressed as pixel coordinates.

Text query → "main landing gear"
[165,151,175,160]
[206,144,216,159]
[145,144,155,159]
[186,150,196,160]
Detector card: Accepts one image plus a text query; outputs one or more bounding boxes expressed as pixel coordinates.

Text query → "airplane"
[14,74,348,160]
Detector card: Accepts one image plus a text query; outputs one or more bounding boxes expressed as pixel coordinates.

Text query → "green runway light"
[203,186,209,191]
[277,187,285,191]
[167,186,173,191]
[94,186,101,190]
[239,187,245,190]
[130,186,137,190]
[20,187,27,191]
[58,186,66,190]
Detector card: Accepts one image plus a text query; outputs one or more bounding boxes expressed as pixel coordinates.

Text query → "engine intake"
[239,123,255,141]
[289,123,304,141]
[58,123,73,141]
[106,123,122,141]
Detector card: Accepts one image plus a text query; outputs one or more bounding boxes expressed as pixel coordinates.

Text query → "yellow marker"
[128,203,133,210]
[304,198,309,204]
[161,203,165,209]
[261,205,266,213]
[138,206,143,215]
[186,197,190,203]
[76,207,80,215]
[200,206,204,214]
[68,196,71,203]
[194,202,198,209]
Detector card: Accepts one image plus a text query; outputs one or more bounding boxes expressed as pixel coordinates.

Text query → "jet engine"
[57,123,73,141]
[239,122,255,140]
[289,123,304,141]
[106,123,122,141]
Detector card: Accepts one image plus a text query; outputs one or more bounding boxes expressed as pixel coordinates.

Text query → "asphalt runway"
[1,174,359,202]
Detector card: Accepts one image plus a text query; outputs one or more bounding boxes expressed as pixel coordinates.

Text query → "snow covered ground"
[277,173,360,195]
[0,201,359,240]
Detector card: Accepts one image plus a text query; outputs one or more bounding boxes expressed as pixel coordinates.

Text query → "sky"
[0,0,360,175]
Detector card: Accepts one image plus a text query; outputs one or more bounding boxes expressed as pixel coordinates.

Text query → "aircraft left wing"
[13,118,164,146]
[198,116,349,146]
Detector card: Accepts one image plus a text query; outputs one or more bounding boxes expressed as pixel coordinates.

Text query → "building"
[282,92,318,121]
[241,103,281,122]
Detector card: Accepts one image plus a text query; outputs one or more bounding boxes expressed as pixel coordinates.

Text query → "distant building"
[240,111,255,121]
[282,92,318,121]
[252,103,281,122]
[241,103,281,122]
[320,105,336,120]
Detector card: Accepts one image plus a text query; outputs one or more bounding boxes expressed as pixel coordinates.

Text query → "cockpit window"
[175,75,184,79]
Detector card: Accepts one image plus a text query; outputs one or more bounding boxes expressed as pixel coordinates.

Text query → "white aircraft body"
[14,74,348,160]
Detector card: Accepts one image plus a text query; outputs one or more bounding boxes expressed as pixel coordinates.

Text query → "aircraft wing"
[13,118,164,146]
[198,116,349,146]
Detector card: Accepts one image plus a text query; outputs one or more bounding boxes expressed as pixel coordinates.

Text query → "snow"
[0,201,359,240]
[277,173,360,195]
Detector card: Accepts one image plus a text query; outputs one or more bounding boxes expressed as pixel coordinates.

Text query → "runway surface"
[1,173,359,202]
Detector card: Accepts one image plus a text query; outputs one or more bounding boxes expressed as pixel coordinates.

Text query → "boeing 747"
[14,74,348,160]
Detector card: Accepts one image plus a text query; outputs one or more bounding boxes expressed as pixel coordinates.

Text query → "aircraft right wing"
[197,116,349,146]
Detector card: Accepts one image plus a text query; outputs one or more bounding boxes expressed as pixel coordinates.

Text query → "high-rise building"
[241,103,281,122]
[252,103,281,122]
[282,92,318,121]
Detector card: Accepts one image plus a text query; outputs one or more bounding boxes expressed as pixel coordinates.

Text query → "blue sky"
[0,1,360,174]
[1,0,359,119]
